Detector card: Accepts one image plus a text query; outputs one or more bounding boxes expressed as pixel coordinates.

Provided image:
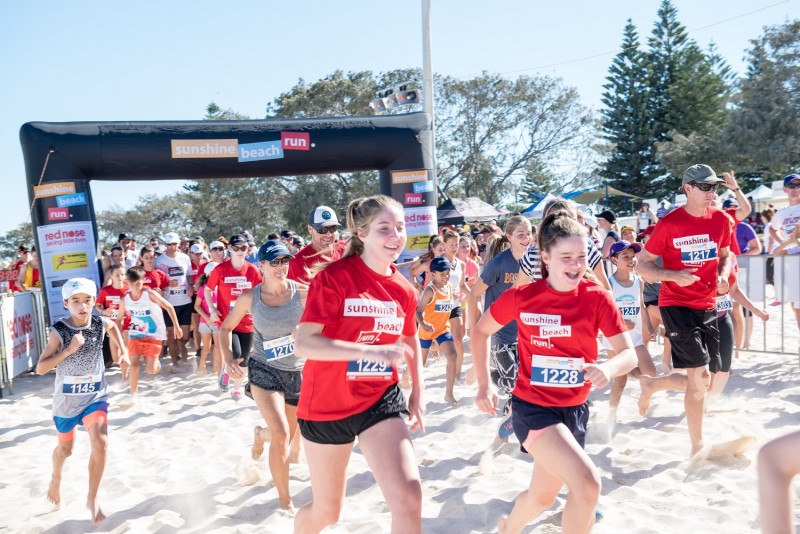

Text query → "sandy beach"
[0,310,797,534]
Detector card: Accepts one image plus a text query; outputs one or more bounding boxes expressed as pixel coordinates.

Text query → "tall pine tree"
[600,20,656,208]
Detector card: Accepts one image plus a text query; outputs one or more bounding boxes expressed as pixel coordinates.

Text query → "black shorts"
[644,300,659,308]
[449,305,462,319]
[164,303,193,328]
[661,306,721,372]
[717,312,733,373]
[511,396,589,453]
[245,358,302,406]
[298,384,408,445]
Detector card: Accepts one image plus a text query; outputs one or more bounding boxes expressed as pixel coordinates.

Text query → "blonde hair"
[488,215,532,257]
[342,195,404,258]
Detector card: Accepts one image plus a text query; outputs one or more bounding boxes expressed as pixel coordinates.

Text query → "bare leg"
[442,341,459,406]
[359,417,423,534]
[294,440,352,534]
[145,354,162,376]
[166,328,180,366]
[129,354,142,395]
[178,325,190,362]
[638,371,688,416]
[731,303,744,349]
[86,422,109,524]
[499,424,600,534]
[635,344,657,377]
[289,431,302,464]
[758,430,800,534]
[198,332,213,376]
[191,313,201,352]
[251,385,298,510]
[211,333,222,375]
[450,315,465,380]
[47,439,74,507]
[685,366,711,456]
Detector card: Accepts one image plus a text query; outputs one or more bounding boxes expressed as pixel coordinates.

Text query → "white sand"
[0,313,797,533]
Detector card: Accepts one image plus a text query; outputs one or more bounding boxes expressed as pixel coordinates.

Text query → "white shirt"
[154,252,192,306]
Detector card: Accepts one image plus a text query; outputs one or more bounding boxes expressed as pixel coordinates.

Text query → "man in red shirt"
[288,205,345,284]
[637,164,732,457]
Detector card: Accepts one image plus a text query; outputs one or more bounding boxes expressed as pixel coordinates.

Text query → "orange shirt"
[418,282,453,341]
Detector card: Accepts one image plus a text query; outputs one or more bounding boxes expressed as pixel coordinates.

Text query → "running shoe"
[231,391,243,401]
[218,368,230,392]
[497,414,514,440]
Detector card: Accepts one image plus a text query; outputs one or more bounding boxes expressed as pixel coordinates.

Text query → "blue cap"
[784,174,800,186]
[609,240,642,257]
[430,257,453,272]
[257,240,293,262]
[722,198,738,209]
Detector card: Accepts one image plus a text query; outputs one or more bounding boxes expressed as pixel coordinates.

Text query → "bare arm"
[473,307,504,416]
[730,281,769,321]
[36,331,75,375]
[399,333,426,433]
[745,237,762,255]
[593,261,612,291]
[103,317,129,366]
[585,332,637,388]
[147,289,181,338]
[720,171,751,221]
[636,248,700,287]
[466,278,489,335]
[294,322,406,366]
[415,287,435,333]
[205,284,220,324]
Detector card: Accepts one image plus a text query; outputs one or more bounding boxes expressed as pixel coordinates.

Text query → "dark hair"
[110,245,124,253]
[420,235,444,262]
[761,208,774,222]
[538,211,588,279]
[267,232,279,240]
[126,266,146,282]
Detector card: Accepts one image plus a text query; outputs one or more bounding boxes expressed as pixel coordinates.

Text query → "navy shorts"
[298,384,408,445]
[661,306,721,372]
[164,303,193,328]
[419,331,454,349]
[245,357,302,407]
[511,396,589,453]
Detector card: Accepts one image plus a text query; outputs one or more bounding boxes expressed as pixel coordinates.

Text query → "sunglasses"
[691,182,718,192]
[266,257,292,267]
[314,225,339,235]
[211,247,225,252]
[230,245,248,252]
[786,182,800,189]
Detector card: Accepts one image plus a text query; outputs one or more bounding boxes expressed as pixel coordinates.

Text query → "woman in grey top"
[221,240,308,511]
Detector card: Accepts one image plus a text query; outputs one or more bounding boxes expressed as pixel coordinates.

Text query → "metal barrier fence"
[0,290,50,397]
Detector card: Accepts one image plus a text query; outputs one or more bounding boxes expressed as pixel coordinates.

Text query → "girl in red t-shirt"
[293,195,425,534]
[474,211,637,534]
[96,265,130,374]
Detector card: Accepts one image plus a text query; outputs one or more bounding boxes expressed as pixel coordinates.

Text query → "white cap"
[190,244,204,254]
[203,262,219,276]
[156,244,167,254]
[209,240,224,249]
[62,278,97,300]
[308,205,340,228]
[583,215,598,229]
[163,232,181,244]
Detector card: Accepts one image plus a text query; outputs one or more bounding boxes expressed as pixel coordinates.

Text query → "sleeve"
[96,289,108,308]
[206,265,220,291]
[587,241,602,269]
[739,223,757,242]
[481,255,502,286]
[719,215,732,249]
[158,270,169,290]
[595,289,627,339]
[402,285,418,336]
[486,287,515,326]
[644,221,667,257]
[518,248,534,278]
[300,271,340,328]
[287,256,303,281]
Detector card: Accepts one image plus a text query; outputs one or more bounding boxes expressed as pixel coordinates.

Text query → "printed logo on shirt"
[167,266,185,277]
[224,276,247,284]
[344,299,397,317]
[230,288,243,297]
[236,282,253,290]
[373,317,403,334]
[529,336,552,350]
[520,313,561,326]
[503,272,518,284]
[539,325,572,338]
[355,331,382,344]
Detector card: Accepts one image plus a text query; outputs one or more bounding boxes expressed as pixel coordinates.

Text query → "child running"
[35,278,129,524]
[603,240,657,422]
[221,240,308,511]
[194,262,221,376]
[294,194,425,534]
[416,256,459,405]
[117,267,181,396]
[474,212,637,534]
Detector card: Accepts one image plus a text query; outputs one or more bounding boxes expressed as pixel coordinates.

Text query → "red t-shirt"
[725,207,742,255]
[9,259,24,292]
[490,279,627,408]
[97,285,131,329]
[645,206,732,310]
[288,242,346,284]
[191,260,208,280]
[143,269,168,292]
[205,261,262,333]
[297,255,418,421]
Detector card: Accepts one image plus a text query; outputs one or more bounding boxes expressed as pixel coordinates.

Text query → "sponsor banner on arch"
[36,221,101,318]
[401,206,437,263]
[1,292,38,378]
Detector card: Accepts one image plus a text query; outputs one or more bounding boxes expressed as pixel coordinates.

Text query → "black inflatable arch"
[20,112,436,317]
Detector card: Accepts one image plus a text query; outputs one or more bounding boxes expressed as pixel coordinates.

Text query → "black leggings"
[717,312,733,373]
[231,331,254,366]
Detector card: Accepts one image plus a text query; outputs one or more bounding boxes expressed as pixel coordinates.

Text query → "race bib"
[263,335,295,361]
[716,295,733,312]
[346,359,393,381]
[62,374,101,395]
[434,299,452,313]
[680,241,717,263]
[619,305,640,318]
[169,287,187,296]
[530,355,585,388]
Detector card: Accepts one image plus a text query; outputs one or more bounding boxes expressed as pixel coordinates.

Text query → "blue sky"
[0,0,795,235]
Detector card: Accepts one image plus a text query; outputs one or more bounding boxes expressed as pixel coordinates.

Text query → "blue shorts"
[53,401,109,440]
[419,331,454,349]
[511,396,589,453]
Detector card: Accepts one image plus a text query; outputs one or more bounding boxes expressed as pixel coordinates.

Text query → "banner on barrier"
[1,293,39,379]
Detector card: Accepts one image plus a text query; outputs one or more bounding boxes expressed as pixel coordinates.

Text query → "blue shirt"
[480,249,520,345]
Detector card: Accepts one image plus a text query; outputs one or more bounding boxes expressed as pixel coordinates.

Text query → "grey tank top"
[51,315,107,418]
[251,281,305,371]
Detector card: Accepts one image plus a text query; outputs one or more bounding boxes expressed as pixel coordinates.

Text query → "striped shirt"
[519,240,602,281]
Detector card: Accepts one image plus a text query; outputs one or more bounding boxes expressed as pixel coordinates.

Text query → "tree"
[0,221,33,262]
[95,193,193,249]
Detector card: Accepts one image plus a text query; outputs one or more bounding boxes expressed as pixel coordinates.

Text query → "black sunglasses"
[266,257,292,267]
[211,247,225,252]
[691,182,718,192]
[786,182,800,189]
[314,225,339,235]
[230,245,248,252]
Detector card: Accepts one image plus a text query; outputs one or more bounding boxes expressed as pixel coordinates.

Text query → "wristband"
[732,188,740,192]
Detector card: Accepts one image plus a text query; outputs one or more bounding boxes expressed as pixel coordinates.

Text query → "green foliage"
[95,194,194,249]
[0,221,33,262]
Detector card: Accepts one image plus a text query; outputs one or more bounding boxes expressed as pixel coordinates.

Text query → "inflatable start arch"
[20,112,436,318]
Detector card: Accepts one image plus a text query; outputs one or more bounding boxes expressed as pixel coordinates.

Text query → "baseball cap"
[722,198,738,209]
[258,240,293,262]
[609,240,642,257]
[190,244,204,254]
[118,232,133,241]
[620,226,635,235]
[229,234,248,247]
[203,262,219,276]
[430,257,453,272]
[682,164,725,187]
[637,224,656,238]
[156,244,167,254]
[62,278,97,300]
[280,229,294,239]
[292,236,305,248]
[597,210,616,224]
[209,240,224,249]
[244,233,256,246]
[308,206,340,228]
[583,215,598,229]
[180,236,190,243]
[163,232,181,245]
[784,174,800,186]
